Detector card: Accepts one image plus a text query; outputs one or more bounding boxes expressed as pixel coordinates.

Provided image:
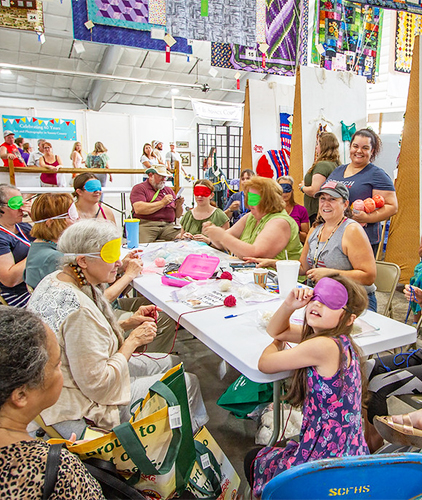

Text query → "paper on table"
[352,317,380,337]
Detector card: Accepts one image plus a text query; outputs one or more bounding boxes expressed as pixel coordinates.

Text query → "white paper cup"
[253,268,268,289]
[276,260,300,298]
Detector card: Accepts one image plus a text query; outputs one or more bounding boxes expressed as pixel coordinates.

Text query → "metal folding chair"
[374,261,401,317]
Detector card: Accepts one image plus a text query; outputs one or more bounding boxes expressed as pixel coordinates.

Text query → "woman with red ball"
[328,128,398,256]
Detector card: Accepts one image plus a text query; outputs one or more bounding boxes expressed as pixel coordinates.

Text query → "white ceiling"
[0,0,281,110]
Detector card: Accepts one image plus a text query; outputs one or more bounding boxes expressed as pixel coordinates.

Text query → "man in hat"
[130,165,185,242]
[0,131,25,167]
[152,140,164,165]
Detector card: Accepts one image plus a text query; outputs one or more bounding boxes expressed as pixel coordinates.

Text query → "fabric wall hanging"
[165,0,256,46]
[211,0,305,76]
[0,0,43,33]
[395,11,422,73]
[86,0,165,31]
[71,0,192,54]
[311,0,383,84]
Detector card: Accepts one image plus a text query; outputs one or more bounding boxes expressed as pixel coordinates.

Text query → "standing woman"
[86,141,112,187]
[278,175,309,243]
[21,143,31,165]
[73,173,116,223]
[140,143,162,169]
[71,141,85,170]
[0,184,34,307]
[39,142,63,187]
[180,179,229,244]
[299,132,341,225]
[328,128,398,255]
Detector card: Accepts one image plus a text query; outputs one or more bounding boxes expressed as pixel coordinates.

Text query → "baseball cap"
[314,180,349,201]
[146,165,173,177]
[3,130,14,138]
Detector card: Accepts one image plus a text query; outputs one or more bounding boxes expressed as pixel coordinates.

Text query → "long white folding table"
[129,243,417,445]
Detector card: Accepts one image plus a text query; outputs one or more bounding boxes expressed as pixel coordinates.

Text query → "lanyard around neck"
[0,224,31,247]
[150,189,161,203]
[312,217,346,268]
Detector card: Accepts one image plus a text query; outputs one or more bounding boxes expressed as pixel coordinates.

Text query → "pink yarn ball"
[352,199,365,211]
[154,257,166,267]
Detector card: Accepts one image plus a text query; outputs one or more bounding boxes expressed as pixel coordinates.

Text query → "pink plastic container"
[161,254,220,287]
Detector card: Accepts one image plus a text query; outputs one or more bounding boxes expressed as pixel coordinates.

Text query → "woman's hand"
[283,286,314,310]
[202,222,225,245]
[306,267,336,283]
[122,258,143,280]
[244,257,277,269]
[298,181,304,189]
[404,285,422,305]
[182,232,194,240]
[351,210,369,224]
[229,200,241,212]
[193,233,211,244]
[126,322,157,348]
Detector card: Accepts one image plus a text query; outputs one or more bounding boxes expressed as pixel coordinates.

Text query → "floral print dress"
[253,335,369,497]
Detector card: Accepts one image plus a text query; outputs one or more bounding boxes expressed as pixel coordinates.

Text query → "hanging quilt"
[211,0,306,77]
[71,0,192,54]
[312,0,383,84]
[0,0,43,32]
[86,0,165,30]
[395,11,422,73]
[166,0,256,46]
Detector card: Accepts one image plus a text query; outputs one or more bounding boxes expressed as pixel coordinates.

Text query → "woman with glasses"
[0,184,34,307]
[73,172,115,223]
[25,193,78,290]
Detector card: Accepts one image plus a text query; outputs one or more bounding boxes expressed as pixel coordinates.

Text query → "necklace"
[67,264,88,286]
[312,217,347,268]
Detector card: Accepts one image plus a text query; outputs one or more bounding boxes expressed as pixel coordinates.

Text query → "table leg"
[268,380,282,447]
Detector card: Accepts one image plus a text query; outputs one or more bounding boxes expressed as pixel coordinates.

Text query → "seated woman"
[277,175,309,243]
[203,176,302,261]
[0,184,34,307]
[140,143,163,169]
[28,219,208,437]
[74,173,116,223]
[0,307,103,498]
[180,179,229,245]
[25,193,77,290]
[363,283,422,452]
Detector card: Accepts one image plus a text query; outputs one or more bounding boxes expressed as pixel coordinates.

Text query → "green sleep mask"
[7,196,24,210]
[247,192,261,206]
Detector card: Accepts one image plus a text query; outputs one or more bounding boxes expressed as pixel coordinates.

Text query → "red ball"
[372,194,385,208]
[363,198,376,213]
[224,295,237,307]
[220,271,233,281]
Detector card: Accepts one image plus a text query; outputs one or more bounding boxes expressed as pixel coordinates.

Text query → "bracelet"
[300,186,304,193]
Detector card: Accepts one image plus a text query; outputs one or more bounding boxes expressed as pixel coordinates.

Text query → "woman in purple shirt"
[278,175,309,243]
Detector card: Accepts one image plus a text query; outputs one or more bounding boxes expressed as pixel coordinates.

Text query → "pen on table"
[224,311,250,319]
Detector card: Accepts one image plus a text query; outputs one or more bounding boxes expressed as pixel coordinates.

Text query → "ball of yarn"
[352,199,365,211]
[154,257,166,267]
[224,295,237,307]
[372,194,385,208]
[220,271,233,281]
[219,280,232,292]
[363,198,376,213]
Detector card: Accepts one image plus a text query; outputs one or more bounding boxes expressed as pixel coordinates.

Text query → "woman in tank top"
[73,172,115,223]
[300,180,377,311]
[39,142,63,187]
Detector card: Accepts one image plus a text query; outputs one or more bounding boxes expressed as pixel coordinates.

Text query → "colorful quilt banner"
[312,0,383,84]
[2,116,76,141]
[395,11,422,73]
[0,0,43,33]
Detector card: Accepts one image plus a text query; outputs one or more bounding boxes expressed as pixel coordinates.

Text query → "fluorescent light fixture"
[171,88,179,94]
[1,69,13,75]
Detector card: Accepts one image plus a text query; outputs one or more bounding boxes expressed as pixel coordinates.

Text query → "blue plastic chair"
[262,453,422,500]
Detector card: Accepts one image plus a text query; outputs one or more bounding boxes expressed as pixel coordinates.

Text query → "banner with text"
[2,115,77,141]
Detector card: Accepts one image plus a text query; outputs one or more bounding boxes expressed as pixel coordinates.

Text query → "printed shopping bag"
[50,363,196,500]
[217,374,273,418]
[186,426,240,500]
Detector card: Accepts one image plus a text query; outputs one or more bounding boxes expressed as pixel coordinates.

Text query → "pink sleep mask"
[311,277,348,310]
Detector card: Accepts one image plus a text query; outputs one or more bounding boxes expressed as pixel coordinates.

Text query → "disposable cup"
[124,218,140,249]
[276,260,300,298]
[253,269,268,289]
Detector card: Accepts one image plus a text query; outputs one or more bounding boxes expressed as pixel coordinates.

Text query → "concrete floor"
[174,282,418,492]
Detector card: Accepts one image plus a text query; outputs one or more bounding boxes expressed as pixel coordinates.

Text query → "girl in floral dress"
[248,275,369,497]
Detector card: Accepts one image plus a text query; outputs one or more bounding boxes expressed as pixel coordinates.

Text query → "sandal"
[374,414,422,449]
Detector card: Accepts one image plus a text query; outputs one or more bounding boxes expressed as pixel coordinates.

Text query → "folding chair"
[262,453,422,500]
[374,261,401,317]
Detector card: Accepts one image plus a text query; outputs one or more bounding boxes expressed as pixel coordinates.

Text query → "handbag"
[185,427,241,500]
[217,375,274,419]
[50,363,196,500]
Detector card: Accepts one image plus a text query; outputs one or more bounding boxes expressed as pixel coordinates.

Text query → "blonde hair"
[70,142,82,160]
[94,142,107,153]
[308,132,341,174]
